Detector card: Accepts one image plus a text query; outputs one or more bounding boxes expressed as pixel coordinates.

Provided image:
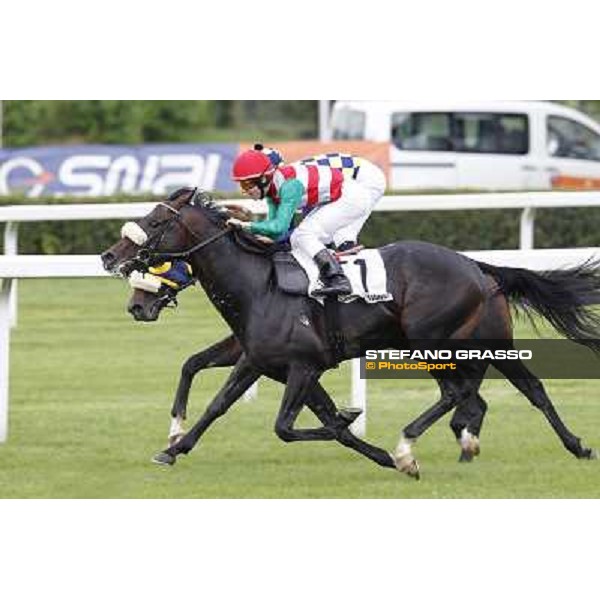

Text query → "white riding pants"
[290,159,386,260]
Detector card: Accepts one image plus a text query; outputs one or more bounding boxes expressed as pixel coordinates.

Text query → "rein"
[139,227,231,263]
[120,191,272,281]
[132,201,232,266]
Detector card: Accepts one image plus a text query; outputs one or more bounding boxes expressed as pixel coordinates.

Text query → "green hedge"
[2,193,600,254]
[362,208,596,250]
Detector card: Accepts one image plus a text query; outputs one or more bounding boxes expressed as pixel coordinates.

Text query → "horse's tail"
[475,259,600,353]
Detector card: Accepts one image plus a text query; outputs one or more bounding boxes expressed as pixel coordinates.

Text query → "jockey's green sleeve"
[249,179,304,239]
[266,197,277,221]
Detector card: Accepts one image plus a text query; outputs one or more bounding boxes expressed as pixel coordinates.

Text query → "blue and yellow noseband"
[129,259,195,295]
[148,260,194,289]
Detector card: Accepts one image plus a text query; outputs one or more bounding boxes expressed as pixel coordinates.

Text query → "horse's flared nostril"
[128,303,144,319]
[101,251,116,270]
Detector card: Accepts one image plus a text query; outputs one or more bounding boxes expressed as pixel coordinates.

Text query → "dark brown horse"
[125,284,505,464]
[102,188,600,477]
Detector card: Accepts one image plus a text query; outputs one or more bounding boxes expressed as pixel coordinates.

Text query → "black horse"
[125,287,505,464]
[102,188,600,477]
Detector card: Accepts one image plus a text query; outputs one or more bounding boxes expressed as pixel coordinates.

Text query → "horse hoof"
[393,454,421,480]
[406,460,421,481]
[458,450,474,463]
[584,448,598,460]
[152,451,176,466]
[459,430,480,460]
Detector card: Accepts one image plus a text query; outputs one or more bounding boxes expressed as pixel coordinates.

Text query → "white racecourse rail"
[1,190,600,441]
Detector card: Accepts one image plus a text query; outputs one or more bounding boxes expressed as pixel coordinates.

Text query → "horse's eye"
[149,220,160,228]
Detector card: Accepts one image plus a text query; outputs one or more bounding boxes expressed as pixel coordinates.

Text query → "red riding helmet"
[232,149,276,181]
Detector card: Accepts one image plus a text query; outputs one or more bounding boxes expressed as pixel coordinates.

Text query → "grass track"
[1,278,599,498]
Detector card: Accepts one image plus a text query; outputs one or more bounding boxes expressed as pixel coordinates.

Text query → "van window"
[547,115,600,161]
[392,113,452,150]
[331,107,366,140]
[392,112,529,154]
[453,113,529,154]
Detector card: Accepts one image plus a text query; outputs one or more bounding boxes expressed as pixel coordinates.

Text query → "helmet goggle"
[239,178,262,192]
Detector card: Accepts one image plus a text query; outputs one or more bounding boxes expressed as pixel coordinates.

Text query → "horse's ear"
[167,187,193,202]
[185,187,199,205]
[169,187,198,208]
[190,189,215,206]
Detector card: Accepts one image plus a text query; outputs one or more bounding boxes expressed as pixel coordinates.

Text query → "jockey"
[228,144,387,297]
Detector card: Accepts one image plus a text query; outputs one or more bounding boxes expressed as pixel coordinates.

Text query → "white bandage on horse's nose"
[121,222,148,246]
[128,270,162,294]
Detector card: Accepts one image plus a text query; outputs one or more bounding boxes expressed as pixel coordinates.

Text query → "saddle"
[273,246,363,296]
[273,252,310,295]
[273,246,392,305]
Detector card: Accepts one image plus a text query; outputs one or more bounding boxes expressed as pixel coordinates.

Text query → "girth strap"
[324,297,345,367]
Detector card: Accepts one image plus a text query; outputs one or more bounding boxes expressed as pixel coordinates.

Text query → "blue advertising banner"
[0,143,240,197]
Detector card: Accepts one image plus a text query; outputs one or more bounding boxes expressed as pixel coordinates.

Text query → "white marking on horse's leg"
[393,436,420,478]
[459,427,480,457]
[168,416,186,445]
[395,436,414,460]
[243,381,258,402]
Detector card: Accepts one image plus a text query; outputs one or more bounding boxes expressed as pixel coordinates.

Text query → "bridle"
[119,193,231,276]
[137,203,230,265]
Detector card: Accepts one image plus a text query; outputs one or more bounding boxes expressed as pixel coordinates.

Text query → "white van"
[330,101,600,190]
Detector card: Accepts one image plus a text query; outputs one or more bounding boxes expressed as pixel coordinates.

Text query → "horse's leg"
[449,390,487,462]
[396,362,486,476]
[154,355,260,466]
[492,358,597,460]
[394,378,465,478]
[273,362,340,442]
[233,369,394,468]
[448,282,508,462]
[392,284,487,474]
[168,335,243,445]
[158,357,385,467]
[306,383,396,469]
[446,364,489,462]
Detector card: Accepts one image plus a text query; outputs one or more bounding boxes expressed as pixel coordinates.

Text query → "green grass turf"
[1,278,599,498]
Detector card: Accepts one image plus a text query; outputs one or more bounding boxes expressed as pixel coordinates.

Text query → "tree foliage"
[2,100,318,147]
[3,100,218,146]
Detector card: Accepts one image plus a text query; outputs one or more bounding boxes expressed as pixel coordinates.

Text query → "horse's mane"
[187,189,279,256]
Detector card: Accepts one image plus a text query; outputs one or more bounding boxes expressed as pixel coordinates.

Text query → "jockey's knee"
[291,225,323,243]
[290,229,327,259]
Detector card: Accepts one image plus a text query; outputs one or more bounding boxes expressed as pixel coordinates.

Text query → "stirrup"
[335,241,363,257]
[313,277,352,297]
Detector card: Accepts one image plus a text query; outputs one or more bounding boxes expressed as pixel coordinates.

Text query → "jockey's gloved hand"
[226,217,250,230]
